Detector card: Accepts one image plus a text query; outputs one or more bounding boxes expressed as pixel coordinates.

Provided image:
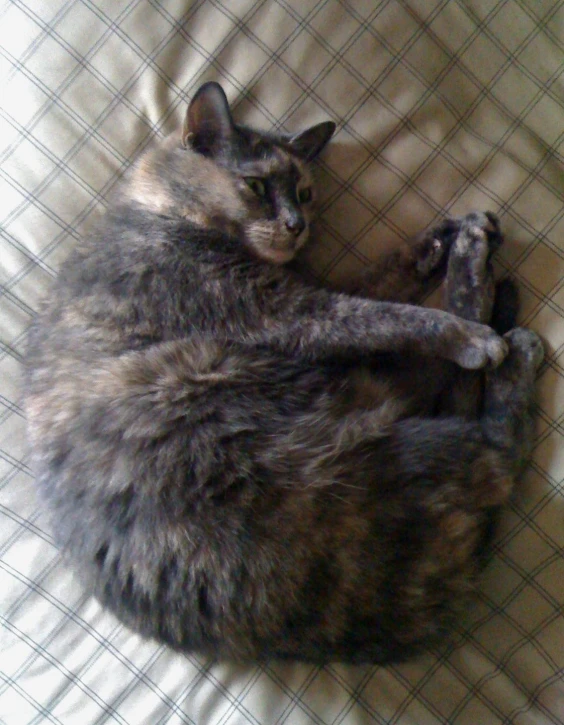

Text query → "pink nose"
[286,219,305,236]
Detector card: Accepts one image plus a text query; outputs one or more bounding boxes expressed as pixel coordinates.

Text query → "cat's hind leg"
[439,211,507,418]
[482,327,544,476]
[348,217,461,303]
[437,211,543,553]
[444,211,503,325]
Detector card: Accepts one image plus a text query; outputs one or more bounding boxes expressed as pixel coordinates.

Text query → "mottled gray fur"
[24,82,543,663]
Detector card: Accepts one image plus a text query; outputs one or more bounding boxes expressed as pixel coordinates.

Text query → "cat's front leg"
[256,289,507,370]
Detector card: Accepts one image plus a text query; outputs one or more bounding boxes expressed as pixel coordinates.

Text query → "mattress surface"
[1,1,563,723]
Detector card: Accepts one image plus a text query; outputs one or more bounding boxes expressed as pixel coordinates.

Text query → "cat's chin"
[249,245,298,265]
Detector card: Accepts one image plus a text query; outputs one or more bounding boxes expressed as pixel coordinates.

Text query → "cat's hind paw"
[457,211,503,261]
[415,218,461,278]
[503,327,545,371]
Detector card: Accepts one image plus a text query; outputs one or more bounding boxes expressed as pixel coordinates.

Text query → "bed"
[1,1,563,723]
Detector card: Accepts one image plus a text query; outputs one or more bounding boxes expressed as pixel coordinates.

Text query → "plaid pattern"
[1,0,563,722]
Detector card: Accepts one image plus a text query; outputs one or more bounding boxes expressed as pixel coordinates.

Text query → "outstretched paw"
[451,320,509,370]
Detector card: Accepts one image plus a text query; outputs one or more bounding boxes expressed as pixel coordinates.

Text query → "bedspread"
[1,1,563,723]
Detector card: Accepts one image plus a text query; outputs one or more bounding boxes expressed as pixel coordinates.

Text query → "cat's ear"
[183,82,234,155]
[287,121,336,161]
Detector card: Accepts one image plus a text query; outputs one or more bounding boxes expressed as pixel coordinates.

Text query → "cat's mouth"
[246,223,308,265]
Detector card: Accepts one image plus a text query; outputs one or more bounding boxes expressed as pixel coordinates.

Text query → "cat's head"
[185,82,335,263]
[128,83,335,265]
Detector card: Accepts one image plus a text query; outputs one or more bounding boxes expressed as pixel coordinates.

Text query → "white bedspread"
[1,1,563,723]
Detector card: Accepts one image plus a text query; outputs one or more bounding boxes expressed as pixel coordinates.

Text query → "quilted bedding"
[1,1,563,723]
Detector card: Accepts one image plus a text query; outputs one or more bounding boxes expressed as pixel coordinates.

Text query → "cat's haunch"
[24,82,543,663]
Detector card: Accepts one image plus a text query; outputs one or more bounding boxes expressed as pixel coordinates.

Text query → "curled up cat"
[24,82,544,664]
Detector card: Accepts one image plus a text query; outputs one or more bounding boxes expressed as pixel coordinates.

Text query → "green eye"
[298,187,312,204]
[244,177,266,197]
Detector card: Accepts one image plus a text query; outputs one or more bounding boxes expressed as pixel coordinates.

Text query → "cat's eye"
[298,187,312,204]
[244,177,267,197]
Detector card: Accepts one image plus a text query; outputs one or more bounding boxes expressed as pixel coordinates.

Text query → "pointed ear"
[287,121,336,161]
[183,82,234,155]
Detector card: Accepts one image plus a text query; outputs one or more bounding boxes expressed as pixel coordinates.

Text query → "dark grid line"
[0,495,204,723]
[1,0,263,317]
[315,1,564,278]
[329,1,564,227]
[447,615,564,725]
[1,0,147,170]
[148,0,333,138]
[0,402,23,430]
[0,554,81,653]
[506,667,564,724]
[0,561,196,722]
[325,665,384,725]
[1,1,561,722]
[0,505,55,552]
[2,9,161,232]
[4,0,77,86]
[0,284,36,317]
[489,485,564,567]
[514,0,564,57]
[265,664,328,725]
[0,450,31,478]
[26,618,139,725]
[0,451,33,494]
[1,618,129,725]
[182,664,273,725]
[456,0,564,114]
[212,667,269,725]
[0,227,58,279]
[0,673,64,725]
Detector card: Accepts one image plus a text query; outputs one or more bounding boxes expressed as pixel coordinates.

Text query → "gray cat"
[24,82,544,663]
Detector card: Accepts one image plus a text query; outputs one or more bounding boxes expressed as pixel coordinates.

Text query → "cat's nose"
[285,217,305,237]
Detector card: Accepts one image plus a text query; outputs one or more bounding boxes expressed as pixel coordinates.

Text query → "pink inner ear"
[186,83,234,146]
[289,121,336,161]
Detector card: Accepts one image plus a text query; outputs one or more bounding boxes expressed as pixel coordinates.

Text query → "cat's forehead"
[235,133,309,180]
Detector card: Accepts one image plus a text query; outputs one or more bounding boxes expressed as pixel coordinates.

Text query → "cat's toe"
[503,328,545,370]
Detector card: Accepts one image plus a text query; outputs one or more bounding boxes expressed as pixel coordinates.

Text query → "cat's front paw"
[451,321,509,370]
